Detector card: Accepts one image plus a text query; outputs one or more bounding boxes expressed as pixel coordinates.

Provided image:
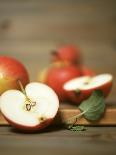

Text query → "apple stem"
[51,50,58,56]
[17,79,36,111]
[17,79,27,96]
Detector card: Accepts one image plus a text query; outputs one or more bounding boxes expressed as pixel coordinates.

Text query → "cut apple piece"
[0,82,59,132]
[63,74,113,104]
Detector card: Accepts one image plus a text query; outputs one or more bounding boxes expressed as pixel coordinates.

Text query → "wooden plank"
[0,103,116,126]
[0,114,7,125]
[55,104,116,126]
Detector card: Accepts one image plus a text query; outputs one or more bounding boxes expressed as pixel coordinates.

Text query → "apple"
[80,66,95,76]
[40,62,81,102]
[63,74,113,104]
[51,45,81,64]
[0,56,29,94]
[0,82,59,131]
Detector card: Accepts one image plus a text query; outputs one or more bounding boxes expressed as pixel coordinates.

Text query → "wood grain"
[0,126,116,155]
[0,0,116,102]
[55,104,116,125]
[0,0,116,123]
[1,103,116,126]
[0,0,116,44]
[0,1,116,155]
[0,0,116,41]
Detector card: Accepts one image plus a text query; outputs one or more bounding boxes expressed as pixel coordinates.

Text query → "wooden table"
[0,126,116,155]
[0,1,116,155]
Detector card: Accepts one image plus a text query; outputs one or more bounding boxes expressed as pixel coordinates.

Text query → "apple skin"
[0,83,59,132]
[0,56,29,94]
[80,66,95,76]
[2,113,53,132]
[51,45,81,64]
[43,63,81,102]
[65,80,113,104]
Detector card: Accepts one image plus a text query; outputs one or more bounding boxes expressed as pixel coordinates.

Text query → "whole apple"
[51,45,81,65]
[0,56,29,94]
[39,62,81,102]
[80,66,95,76]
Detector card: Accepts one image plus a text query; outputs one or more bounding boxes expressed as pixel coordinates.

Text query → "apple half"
[0,82,59,131]
[63,74,113,104]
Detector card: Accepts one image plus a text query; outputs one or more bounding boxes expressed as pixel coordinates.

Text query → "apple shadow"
[9,125,64,134]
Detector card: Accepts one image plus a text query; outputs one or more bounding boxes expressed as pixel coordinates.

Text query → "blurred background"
[0,0,116,101]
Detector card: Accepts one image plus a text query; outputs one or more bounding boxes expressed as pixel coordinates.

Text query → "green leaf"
[68,125,86,132]
[79,90,105,121]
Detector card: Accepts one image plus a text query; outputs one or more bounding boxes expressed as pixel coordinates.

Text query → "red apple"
[63,74,113,104]
[51,45,81,64]
[40,62,81,102]
[80,66,95,76]
[0,82,59,132]
[0,56,29,94]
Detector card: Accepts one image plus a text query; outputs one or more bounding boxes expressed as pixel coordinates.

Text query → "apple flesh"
[0,56,29,94]
[0,82,59,131]
[63,74,113,104]
[51,45,81,64]
[39,62,81,102]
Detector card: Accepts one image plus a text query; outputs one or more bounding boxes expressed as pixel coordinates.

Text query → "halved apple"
[0,82,59,132]
[63,74,113,104]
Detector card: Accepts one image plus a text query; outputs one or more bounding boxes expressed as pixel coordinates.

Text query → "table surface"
[0,1,116,155]
[0,126,116,155]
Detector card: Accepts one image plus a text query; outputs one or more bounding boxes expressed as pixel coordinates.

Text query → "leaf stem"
[65,110,86,124]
